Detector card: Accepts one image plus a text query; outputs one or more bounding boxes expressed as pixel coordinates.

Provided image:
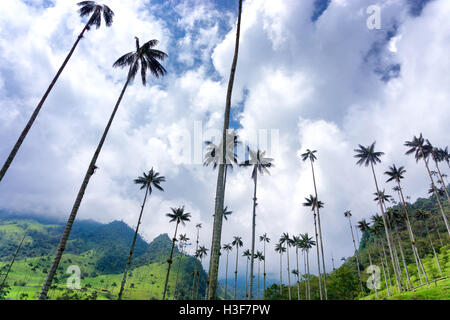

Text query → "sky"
[0,0,449,283]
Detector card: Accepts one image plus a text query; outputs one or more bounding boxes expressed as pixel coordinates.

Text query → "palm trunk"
[370,163,402,294]
[424,220,442,276]
[312,211,323,300]
[433,215,444,247]
[296,247,300,300]
[310,161,328,299]
[245,257,249,299]
[433,159,450,202]
[285,243,291,300]
[207,0,242,300]
[263,241,266,298]
[249,173,257,299]
[39,74,132,300]
[0,232,27,290]
[306,250,311,300]
[173,246,184,299]
[347,217,363,293]
[234,246,239,299]
[225,252,229,299]
[279,251,283,296]
[163,222,180,300]
[365,239,378,297]
[421,150,450,235]
[375,238,390,297]
[0,23,90,183]
[393,223,412,290]
[257,260,261,299]
[118,185,150,300]
[380,238,392,296]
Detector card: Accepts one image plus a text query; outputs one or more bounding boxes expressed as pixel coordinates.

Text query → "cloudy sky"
[0,0,449,281]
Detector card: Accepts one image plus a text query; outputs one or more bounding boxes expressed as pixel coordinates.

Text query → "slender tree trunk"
[257,260,260,299]
[421,151,450,235]
[310,161,328,299]
[424,220,442,276]
[285,243,291,300]
[380,238,392,296]
[249,173,257,299]
[39,75,132,300]
[0,24,90,183]
[365,239,378,297]
[296,247,300,300]
[433,159,450,202]
[207,0,242,300]
[279,251,283,296]
[245,258,249,299]
[263,241,266,298]
[303,251,307,300]
[225,252,229,299]
[173,246,184,300]
[312,211,323,300]
[163,222,180,300]
[306,250,311,300]
[347,217,363,293]
[370,163,402,294]
[393,223,411,290]
[118,186,150,300]
[0,232,27,290]
[433,215,444,247]
[375,238,390,297]
[234,246,239,299]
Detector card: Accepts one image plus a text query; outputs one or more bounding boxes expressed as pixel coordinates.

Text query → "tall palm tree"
[344,210,363,293]
[255,251,264,299]
[301,149,327,299]
[39,37,167,300]
[438,146,449,169]
[118,169,165,300]
[301,233,315,300]
[274,242,285,296]
[354,142,402,293]
[195,246,208,299]
[303,195,323,300]
[279,233,292,300]
[357,219,378,297]
[163,207,191,300]
[292,235,302,300]
[173,234,190,299]
[405,134,449,234]
[208,0,243,299]
[242,249,251,299]
[385,165,426,285]
[259,233,270,297]
[371,221,391,296]
[240,147,273,299]
[0,232,27,291]
[222,243,233,299]
[415,210,442,276]
[0,1,114,183]
[232,236,243,299]
[430,145,450,202]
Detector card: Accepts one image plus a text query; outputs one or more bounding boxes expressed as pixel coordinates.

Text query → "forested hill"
[0,213,207,300]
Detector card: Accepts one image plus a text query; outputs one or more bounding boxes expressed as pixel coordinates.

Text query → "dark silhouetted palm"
[39,37,167,300]
[222,243,233,299]
[242,249,251,299]
[274,242,286,296]
[232,236,243,299]
[259,233,270,297]
[0,1,114,183]
[280,233,293,300]
[118,168,165,300]
[255,251,264,299]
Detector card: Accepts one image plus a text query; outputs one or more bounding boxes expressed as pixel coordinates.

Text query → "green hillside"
[0,214,207,300]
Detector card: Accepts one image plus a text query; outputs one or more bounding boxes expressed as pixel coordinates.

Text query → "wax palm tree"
[193,223,202,297]
[208,0,243,299]
[405,134,449,234]
[274,242,285,296]
[430,144,450,202]
[255,251,264,299]
[195,246,208,299]
[301,149,327,299]
[438,146,449,169]
[415,210,442,276]
[259,233,270,297]
[292,235,302,300]
[344,210,363,293]
[173,234,190,299]
[222,243,233,299]
[242,249,251,299]
[240,147,273,299]
[354,142,402,293]
[303,195,323,299]
[39,37,167,300]
[163,207,191,300]
[279,233,293,300]
[0,232,27,291]
[357,218,378,296]
[232,236,243,299]
[301,233,315,300]
[0,1,115,183]
[371,221,391,296]
[118,169,165,300]
[385,164,426,284]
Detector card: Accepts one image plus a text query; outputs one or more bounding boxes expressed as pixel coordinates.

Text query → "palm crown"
[301,149,317,162]
[384,164,406,183]
[344,210,352,218]
[275,243,286,253]
[357,219,370,232]
[223,244,233,253]
[204,131,240,168]
[240,147,273,180]
[113,37,167,85]
[354,142,384,167]
[303,195,323,212]
[300,233,315,249]
[243,249,252,258]
[404,134,432,161]
[78,1,114,30]
[232,236,243,248]
[134,168,165,194]
[259,233,270,243]
[166,206,191,226]
[373,190,392,203]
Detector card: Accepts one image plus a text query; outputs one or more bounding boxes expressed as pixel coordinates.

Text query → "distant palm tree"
[222,243,233,299]
[405,134,449,234]
[208,0,243,300]
[118,169,165,300]
[163,207,191,300]
[259,233,270,297]
[430,145,450,202]
[344,210,363,293]
[371,221,391,296]
[232,236,243,299]
[303,195,323,299]
[0,1,115,183]
[39,36,167,300]
[301,233,315,300]
[292,235,302,300]
[279,233,293,300]
[438,146,449,169]
[193,223,202,297]
[385,165,426,285]
[274,242,285,296]
[255,251,264,299]
[354,142,402,293]
[240,147,273,299]
[415,210,442,276]
[195,246,208,299]
[0,232,27,291]
[173,234,190,299]
[301,149,327,299]
[242,249,251,299]
[357,219,378,297]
